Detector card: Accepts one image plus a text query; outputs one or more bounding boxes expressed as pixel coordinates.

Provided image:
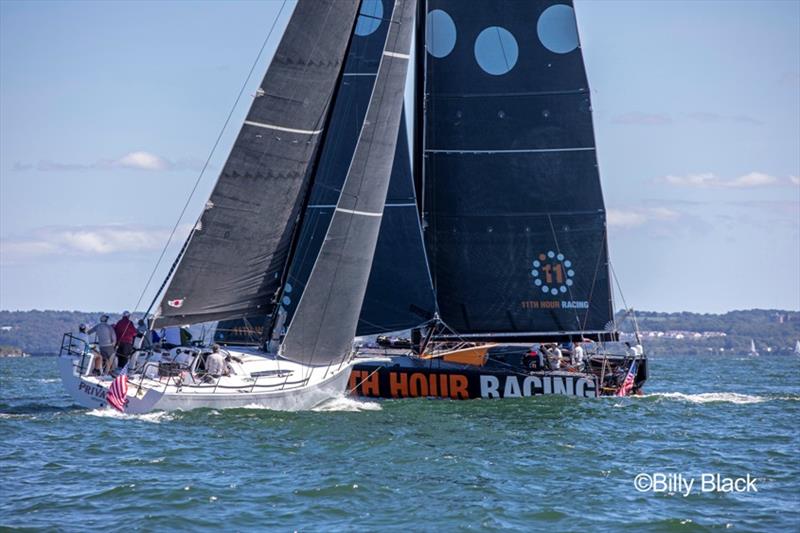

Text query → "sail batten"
[154,0,360,328]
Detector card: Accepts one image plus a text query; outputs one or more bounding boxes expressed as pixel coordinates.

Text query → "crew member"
[114,311,137,369]
[552,344,563,370]
[206,344,228,378]
[88,315,117,374]
[573,341,585,367]
[75,323,102,375]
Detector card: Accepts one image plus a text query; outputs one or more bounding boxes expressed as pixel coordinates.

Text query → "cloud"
[1,224,192,265]
[116,151,172,171]
[611,112,672,126]
[14,151,203,173]
[658,171,781,189]
[686,112,763,125]
[607,207,679,228]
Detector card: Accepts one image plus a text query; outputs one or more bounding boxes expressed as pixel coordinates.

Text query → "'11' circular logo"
[531,251,575,296]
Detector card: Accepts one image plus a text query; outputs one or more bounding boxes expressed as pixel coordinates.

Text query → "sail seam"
[243,120,323,135]
[308,202,417,208]
[384,51,410,59]
[335,207,383,217]
[425,147,595,154]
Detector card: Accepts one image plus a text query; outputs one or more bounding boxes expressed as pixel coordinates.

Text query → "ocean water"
[1,354,798,531]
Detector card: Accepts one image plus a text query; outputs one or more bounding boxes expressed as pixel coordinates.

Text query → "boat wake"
[86,408,174,423]
[312,396,382,412]
[645,392,767,404]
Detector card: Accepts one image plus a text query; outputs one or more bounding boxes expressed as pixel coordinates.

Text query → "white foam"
[86,408,174,423]
[312,396,382,412]
[646,392,766,404]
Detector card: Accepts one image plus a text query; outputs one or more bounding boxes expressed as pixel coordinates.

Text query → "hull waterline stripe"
[384,51,410,59]
[425,147,595,154]
[335,207,383,217]
[243,120,323,135]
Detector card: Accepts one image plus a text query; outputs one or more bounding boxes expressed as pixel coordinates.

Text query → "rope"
[610,262,641,344]
[134,0,290,320]
[347,365,383,394]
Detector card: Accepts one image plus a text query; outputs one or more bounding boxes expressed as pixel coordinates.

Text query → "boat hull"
[351,353,647,400]
[59,354,353,414]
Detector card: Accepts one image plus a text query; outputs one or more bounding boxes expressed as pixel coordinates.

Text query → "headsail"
[281,0,418,365]
[280,0,435,339]
[155,0,360,327]
[422,0,614,341]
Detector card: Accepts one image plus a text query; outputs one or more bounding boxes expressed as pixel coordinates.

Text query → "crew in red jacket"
[114,311,137,369]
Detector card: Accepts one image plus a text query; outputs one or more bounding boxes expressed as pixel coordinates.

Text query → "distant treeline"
[0,310,126,355]
[0,308,798,356]
[616,309,800,355]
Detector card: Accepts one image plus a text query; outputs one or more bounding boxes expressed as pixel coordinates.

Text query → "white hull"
[59,347,353,414]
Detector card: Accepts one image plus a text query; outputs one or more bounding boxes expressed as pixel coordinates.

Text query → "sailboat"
[748,339,760,357]
[346,0,648,398]
[58,0,417,413]
[59,0,647,410]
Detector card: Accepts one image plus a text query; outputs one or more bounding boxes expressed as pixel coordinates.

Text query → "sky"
[0,0,798,314]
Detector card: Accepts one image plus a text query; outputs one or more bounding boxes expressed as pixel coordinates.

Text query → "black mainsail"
[281,0,418,365]
[421,0,615,341]
[155,0,360,327]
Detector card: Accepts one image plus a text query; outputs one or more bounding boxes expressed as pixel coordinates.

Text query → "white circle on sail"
[537,4,579,54]
[426,9,457,58]
[355,0,383,37]
[474,26,518,75]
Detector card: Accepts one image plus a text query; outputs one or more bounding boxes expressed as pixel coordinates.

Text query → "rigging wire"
[133,0,290,321]
[609,261,641,344]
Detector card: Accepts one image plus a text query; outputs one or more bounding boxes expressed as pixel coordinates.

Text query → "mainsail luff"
[422,0,615,340]
[154,0,360,328]
[281,0,418,366]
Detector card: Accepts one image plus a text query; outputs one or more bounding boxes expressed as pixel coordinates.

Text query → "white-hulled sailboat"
[59,0,418,413]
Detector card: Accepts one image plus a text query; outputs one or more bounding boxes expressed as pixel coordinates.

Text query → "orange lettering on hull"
[449,374,469,399]
[439,373,449,397]
[409,373,428,397]
[361,370,380,396]
[428,373,438,396]
[389,372,408,397]
[348,370,362,393]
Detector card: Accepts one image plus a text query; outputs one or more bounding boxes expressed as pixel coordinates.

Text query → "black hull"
[350,349,648,400]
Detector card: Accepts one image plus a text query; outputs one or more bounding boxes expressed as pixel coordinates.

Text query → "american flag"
[616,360,639,397]
[107,369,129,412]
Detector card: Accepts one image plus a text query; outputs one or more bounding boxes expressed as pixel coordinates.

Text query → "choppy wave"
[86,408,174,423]
[646,392,767,404]
[311,396,382,412]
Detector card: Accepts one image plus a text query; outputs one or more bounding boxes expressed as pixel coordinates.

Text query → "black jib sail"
[421,0,615,341]
[279,0,434,338]
[281,0,418,365]
[154,0,360,327]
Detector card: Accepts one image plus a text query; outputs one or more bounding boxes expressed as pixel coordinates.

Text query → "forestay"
[155,0,360,327]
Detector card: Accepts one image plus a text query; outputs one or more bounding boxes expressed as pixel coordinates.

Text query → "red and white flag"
[167,299,184,308]
[107,369,129,412]
[616,360,639,397]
